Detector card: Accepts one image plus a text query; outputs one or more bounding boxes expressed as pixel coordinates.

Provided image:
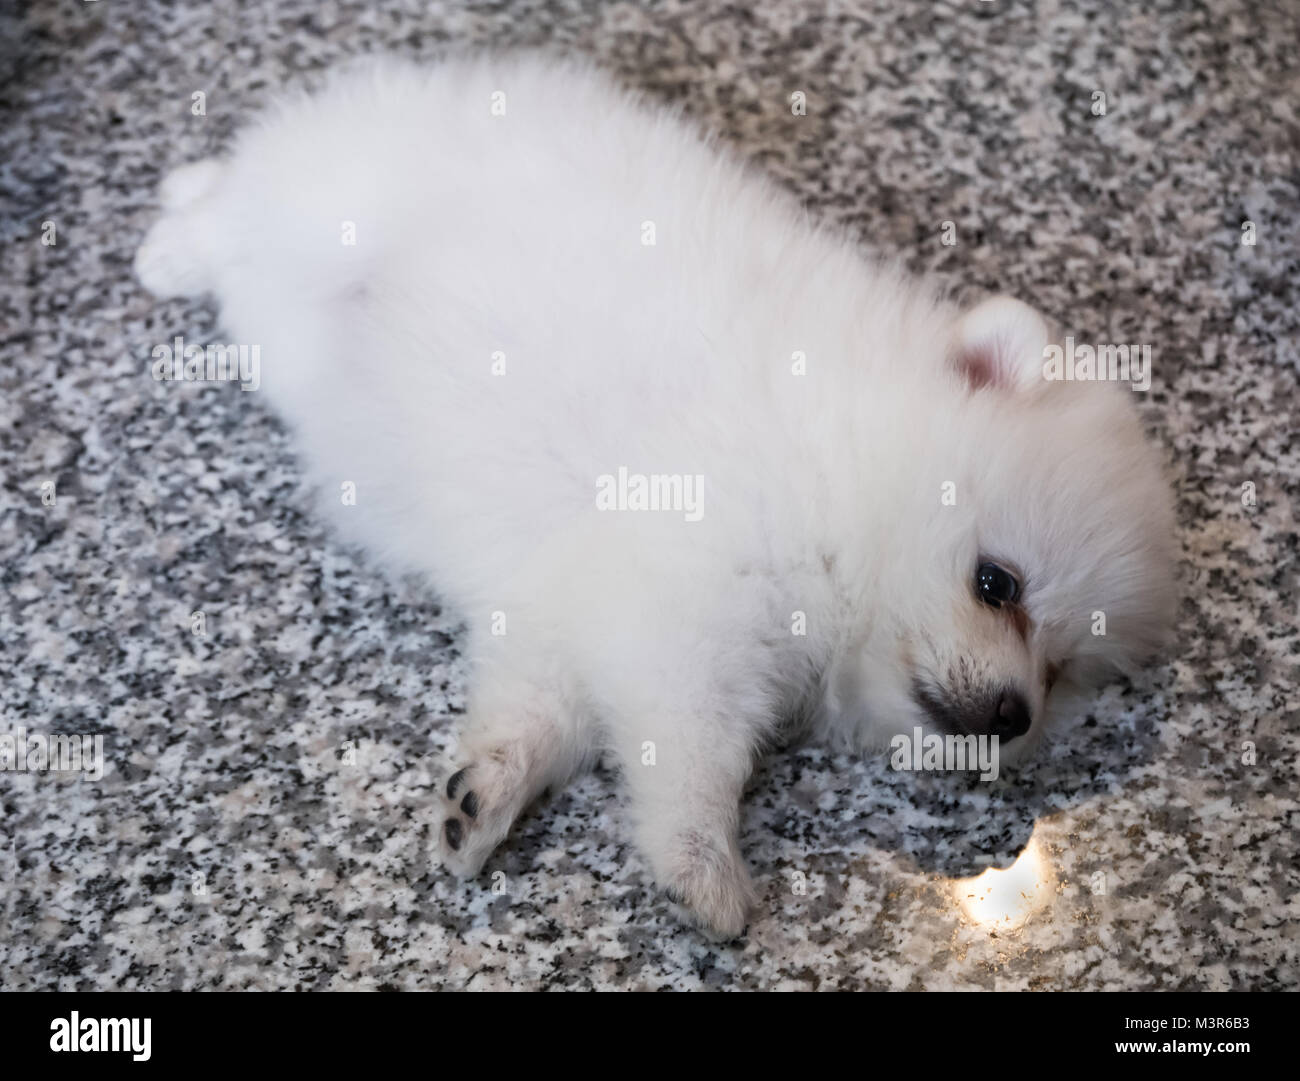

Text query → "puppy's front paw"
[659,830,756,941]
[438,760,520,877]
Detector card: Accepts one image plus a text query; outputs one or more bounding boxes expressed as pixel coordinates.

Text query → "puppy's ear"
[949,295,1051,392]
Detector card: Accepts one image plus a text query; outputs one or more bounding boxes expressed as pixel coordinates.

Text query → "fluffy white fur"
[135,54,1176,937]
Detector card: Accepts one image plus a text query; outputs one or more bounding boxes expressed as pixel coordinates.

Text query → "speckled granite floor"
[1,0,1296,991]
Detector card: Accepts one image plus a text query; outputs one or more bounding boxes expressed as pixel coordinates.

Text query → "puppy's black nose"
[991,692,1032,742]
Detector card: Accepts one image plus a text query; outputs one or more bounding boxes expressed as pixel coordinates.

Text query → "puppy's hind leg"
[134,158,226,299]
[439,652,595,878]
[158,159,223,210]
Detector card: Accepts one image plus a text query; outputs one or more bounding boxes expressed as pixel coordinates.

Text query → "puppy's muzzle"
[912,682,1032,743]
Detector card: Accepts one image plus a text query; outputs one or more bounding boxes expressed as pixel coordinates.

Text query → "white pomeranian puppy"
[135,54,1176,937]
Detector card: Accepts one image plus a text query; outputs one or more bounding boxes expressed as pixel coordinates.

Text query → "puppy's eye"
[976,562,1020,608]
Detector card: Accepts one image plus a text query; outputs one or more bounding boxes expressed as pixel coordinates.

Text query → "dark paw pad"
[446,768,468,799]
[444,817,463,851]
[460,790,479,818]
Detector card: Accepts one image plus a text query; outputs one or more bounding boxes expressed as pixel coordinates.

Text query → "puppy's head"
[832,296,1177,762]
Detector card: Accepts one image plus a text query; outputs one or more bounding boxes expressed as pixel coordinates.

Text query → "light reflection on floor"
[953,831,1056,930]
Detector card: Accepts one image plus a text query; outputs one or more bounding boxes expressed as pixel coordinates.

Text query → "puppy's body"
[136,55,1175,936]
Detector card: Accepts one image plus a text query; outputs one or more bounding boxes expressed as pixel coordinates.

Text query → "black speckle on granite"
[0,0,1296,990]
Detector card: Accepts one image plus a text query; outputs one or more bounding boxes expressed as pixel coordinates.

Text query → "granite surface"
[1,0,1296,990]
